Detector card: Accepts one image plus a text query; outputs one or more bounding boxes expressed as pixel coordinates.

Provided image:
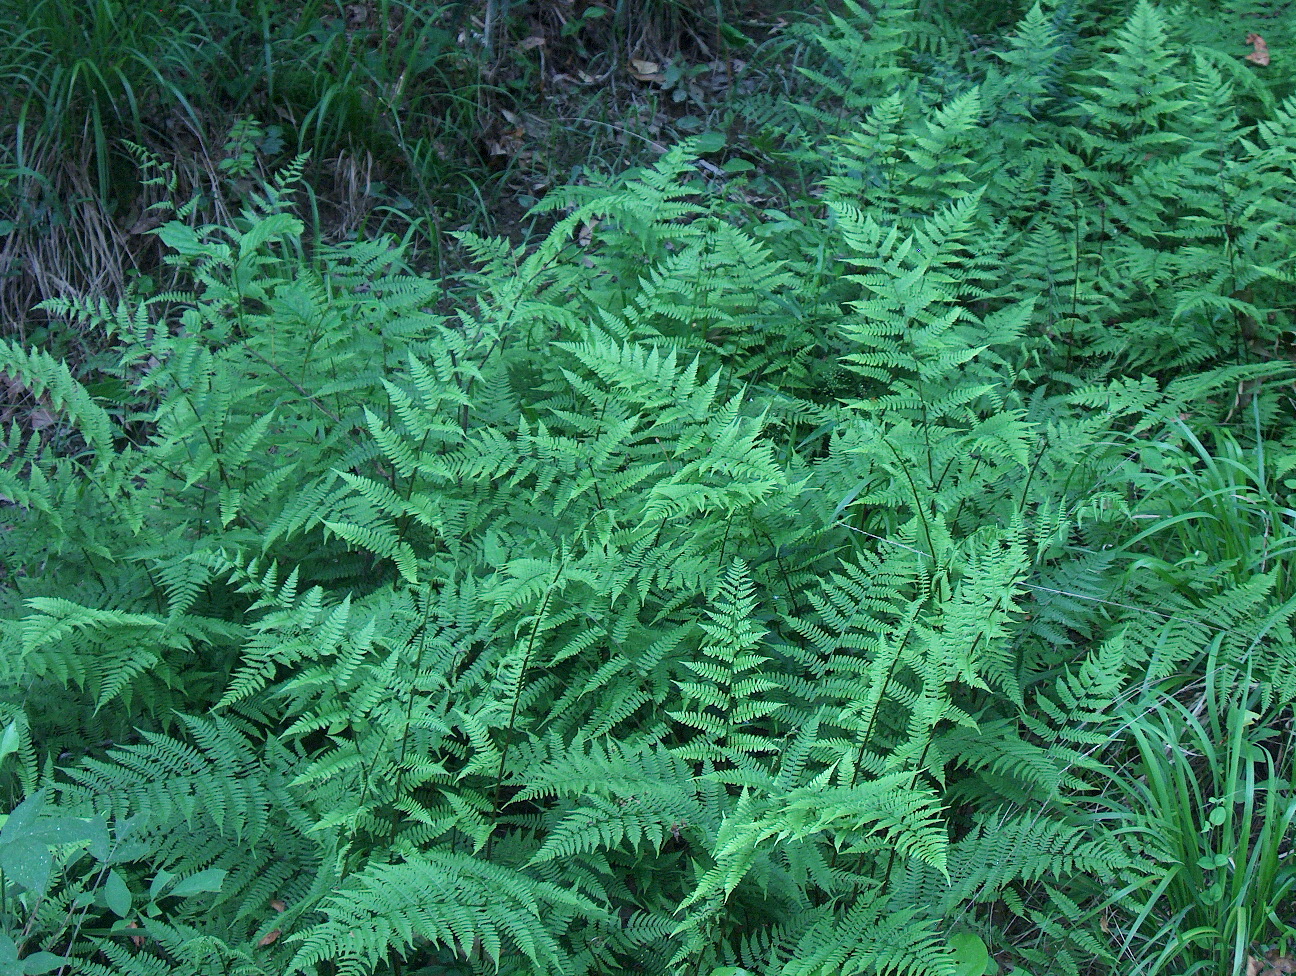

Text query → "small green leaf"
[83,378,130,403]
[718,21,751,46]
[20,952,70,975]
[103,869,132,917]
[0,722,20,763]
[148,867,174,900]
[169,867,226,898]
[949,932,995,976]
[0,840,52,895]
[156,222,204,253]
[694,132,726,154]
[0,793,46,846]
[1196,851,1229,870]
[84,815,110,862]
[0,932,18,966]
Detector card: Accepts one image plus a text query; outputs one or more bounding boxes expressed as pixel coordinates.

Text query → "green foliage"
[0,0,496,343]
[3,1,1296,974]
[1093,668,1296,976]
[0,0,205,199]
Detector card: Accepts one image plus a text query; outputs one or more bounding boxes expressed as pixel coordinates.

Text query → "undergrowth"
[2,1,1296,974]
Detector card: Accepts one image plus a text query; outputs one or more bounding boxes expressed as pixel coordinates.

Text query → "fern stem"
[718,510,735,566]
[244,345,342,424]
[1017,434,1050,521]
[947,455,981,528]
[387,583,437,848]
[755,524,803,618]
[394,427,434,554]
[933,449,961,495]
[176,384,231,492]
[851,615,916,789]
[588,460,606,510]
[879,432,935,570]
[827,613,917,887]
[488,557,565,852]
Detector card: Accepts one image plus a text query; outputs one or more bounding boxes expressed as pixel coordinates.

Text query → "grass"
[1097,670,1296,976]
[0,0,788,348]
[1117,409,1296,606]
[0,0,490,333]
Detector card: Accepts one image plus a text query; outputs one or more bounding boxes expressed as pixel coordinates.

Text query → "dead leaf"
[486,132,523,157]
[127,920,144,948]
[1246,33,1271,65]
[520,35,545,50]
[128,211,166,236]
[1263,950,1296,973]
[271,899,286,912]
[1249,949,1296,976]
[629,58,665,83]
[258,929,281,947]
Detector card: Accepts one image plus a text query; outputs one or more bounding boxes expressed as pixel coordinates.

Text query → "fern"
[287,853,597,976]
[8,3,1296,973]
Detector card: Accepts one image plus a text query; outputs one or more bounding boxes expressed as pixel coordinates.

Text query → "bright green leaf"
[169,868,226,898]
[694,132,726,154]
[950,932,995,976]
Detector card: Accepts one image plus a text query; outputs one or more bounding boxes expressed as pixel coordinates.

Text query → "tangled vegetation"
[2,0,1296,974]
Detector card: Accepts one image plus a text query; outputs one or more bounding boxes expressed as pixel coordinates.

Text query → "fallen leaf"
[1249,949,1296,976]
[629,58,665,83]
[1263,950,1296,973]
[258,929,281,947]
[128,211,166,236]
[1246,32,1271,65]
[520,35,545,50]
